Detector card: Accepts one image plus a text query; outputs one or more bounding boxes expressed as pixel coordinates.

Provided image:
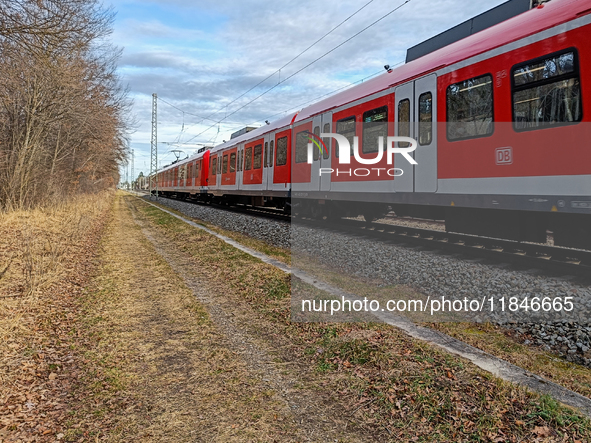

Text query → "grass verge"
[0,191,114,442]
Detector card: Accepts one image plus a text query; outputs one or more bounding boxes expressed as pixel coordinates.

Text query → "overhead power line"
[248,64,401,126]
[211,0,377,118]
[154,0,377,136]
[174,64,400,147]
[157,97,243,125]
[181,0,412,145]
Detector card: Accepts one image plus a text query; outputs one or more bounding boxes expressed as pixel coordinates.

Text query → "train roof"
[208,112,297,154]
[295,0,590,122]
[157,113,297,173]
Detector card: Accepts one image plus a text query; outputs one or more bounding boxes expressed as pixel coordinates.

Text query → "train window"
[362,106,388,154]
[276,136,287,166]
[295,130,309,164]
[230,153,236,172]
[196,163,200,179]
[335,116,355,157]
[322,123,330,159]
[254,144,262,169]
[237,150,242,172]
[264,142,268,167]
[269,140,274,166]
[398,99,411,147]
[245,147,252,170]
[212,158,217,175]
[418,92,432,146]
[512,49,581,131]
[447,74,494,141]
[222,155,228,174]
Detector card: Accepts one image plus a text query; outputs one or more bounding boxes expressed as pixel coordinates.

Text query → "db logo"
[495,147,513,165]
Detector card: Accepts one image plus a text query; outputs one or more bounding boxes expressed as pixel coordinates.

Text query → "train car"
[153,0,591,249]
[290,0,591,248]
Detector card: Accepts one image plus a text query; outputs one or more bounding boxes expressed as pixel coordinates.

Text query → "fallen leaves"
[533,425,553,437]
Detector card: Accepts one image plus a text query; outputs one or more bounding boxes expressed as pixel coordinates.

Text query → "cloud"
[109,0,509,162]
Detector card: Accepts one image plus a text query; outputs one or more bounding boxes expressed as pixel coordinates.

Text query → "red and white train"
[154,0,591,249]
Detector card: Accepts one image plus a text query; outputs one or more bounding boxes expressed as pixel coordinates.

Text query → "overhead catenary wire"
[157,97,244,126]
[173,67,394,146]
[247,64,401,126]
[208,0,377,119]
[180,0,412,145]
[154,0,378,138]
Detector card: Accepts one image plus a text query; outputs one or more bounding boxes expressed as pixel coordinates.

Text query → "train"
[152,0,591,250]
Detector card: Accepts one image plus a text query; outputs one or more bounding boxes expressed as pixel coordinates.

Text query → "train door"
[209,155,217,189]
[236,143,244,191]
[180,163,186,188]
[262,133,271,190]
[265,134,274,189]
[272,129,291,190]
[414,74,437,192]
[320,112,332,191]
[394,82,414,192]
[292,121,313,191]
[217,153,222,189]
[310,115,322,191]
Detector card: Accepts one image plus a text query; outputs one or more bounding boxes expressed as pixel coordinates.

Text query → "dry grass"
[432,322,591,398]
[0,191,114,442]
[0,191,113,297]
[6,190,587,442]
[143,198,291,265]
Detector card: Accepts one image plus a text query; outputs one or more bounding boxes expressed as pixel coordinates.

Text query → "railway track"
[142,191,292,222]
[141,191,591,279]
[293,216,591,280]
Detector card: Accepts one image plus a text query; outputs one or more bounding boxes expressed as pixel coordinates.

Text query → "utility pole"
[150,92,158,199]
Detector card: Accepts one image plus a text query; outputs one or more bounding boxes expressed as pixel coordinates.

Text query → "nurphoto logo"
[307,133,418,177]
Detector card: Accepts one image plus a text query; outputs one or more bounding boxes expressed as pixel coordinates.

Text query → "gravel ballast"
[292,224,591,366]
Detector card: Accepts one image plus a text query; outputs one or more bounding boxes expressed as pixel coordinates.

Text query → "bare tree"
[0,0,131,210]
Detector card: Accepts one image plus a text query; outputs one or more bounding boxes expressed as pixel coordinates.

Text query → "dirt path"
[86,193,368,442]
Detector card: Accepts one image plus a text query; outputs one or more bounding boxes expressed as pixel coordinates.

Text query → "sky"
[108,0,508,180]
